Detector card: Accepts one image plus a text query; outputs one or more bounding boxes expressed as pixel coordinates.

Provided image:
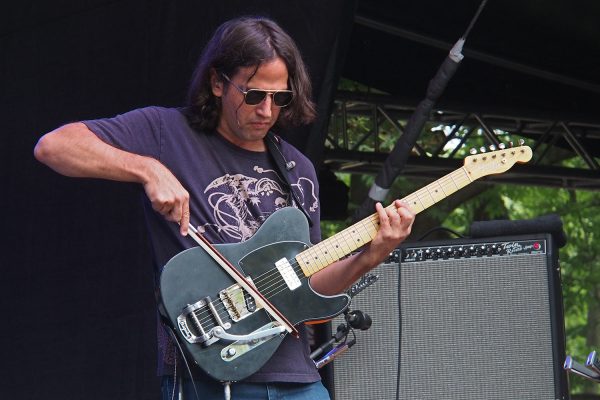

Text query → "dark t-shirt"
[84,106,322,383]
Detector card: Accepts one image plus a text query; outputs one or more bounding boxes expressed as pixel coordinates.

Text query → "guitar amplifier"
[331,233,568,400]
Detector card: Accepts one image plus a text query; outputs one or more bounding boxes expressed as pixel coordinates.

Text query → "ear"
[210,69,224,97]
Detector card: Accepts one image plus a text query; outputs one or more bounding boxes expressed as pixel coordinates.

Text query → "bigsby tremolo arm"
[212,325,287,342]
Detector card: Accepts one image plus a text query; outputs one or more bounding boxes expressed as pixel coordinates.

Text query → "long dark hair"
[185,16,317,132]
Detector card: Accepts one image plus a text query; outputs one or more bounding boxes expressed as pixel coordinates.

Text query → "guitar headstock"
[463,142,532,180]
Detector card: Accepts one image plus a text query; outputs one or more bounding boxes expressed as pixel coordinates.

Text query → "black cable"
[163,324,202,400]
[462,0,489,40]
[395,254,402,400]
[348,326,357,346]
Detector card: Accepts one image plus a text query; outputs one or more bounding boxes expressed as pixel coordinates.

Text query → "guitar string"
[188,253,306,325]
[192,281,307,331]
[189,170,476,329]
[187,245,314,328]
[190,250,328,328]
[192,264,308,328]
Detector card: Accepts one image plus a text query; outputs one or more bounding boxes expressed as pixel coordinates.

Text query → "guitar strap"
[265,131,313,227]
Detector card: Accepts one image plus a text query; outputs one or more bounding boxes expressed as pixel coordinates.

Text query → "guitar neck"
[295,166,472,276]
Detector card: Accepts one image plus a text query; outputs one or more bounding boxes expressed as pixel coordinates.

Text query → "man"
[34,16,414,400]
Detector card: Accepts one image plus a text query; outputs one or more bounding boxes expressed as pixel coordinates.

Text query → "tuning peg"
[518,139,525,145]
[469,148,477,155]
[509,141,514,147]
[479,146,487,153]
[489,145,496,151]
[498,143,506,149]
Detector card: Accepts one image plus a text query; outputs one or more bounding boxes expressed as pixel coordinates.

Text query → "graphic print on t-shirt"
[199,166,318,241]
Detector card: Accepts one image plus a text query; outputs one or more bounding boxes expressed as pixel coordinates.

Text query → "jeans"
[161,376,331,400]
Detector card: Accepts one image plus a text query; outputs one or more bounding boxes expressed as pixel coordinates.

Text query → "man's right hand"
[143,159,190,236]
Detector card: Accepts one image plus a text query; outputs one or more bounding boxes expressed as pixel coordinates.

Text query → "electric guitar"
[158,145,532,382]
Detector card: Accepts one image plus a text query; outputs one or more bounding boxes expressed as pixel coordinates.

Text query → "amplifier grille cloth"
[333,253,556,400]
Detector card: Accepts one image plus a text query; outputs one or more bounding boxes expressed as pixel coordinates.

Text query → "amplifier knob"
[478,245,486,256]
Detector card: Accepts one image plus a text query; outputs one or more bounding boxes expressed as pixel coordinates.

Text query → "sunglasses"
[221,73,294,107]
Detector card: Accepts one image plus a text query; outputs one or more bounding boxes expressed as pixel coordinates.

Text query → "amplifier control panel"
[389,239,547,263]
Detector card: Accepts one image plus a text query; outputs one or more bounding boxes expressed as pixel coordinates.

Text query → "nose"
[255,94,274,118]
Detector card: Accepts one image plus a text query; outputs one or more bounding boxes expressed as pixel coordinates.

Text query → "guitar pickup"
[275,258,302,290]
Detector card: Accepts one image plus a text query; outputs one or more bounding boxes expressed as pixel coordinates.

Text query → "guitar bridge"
[176,280,263,346]
[219,280,263,322]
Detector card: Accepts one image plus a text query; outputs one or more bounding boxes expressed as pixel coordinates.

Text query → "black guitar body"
[159,207,350,382]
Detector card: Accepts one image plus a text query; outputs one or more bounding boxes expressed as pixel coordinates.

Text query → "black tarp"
[2,1,352,398]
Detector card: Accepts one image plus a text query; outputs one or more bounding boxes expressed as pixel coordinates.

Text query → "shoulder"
[114,106,187,121]
[132,106,188,124]
[128,107,203,139]
[88,106,183,129]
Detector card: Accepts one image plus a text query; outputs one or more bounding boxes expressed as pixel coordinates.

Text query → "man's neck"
[215,129,267,152]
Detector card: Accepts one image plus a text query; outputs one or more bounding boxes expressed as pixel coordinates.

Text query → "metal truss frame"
[323,90,600,190]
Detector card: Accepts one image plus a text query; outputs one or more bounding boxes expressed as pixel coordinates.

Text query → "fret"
[361,218,379,241]
[335,231,354,255]
[446,174,460,193]
[404,194,424,214]
[296,252,315,276]
[317,243,339,266]
[414,188,434,209]
[435,180,448,198]
[297,218,377,276]
[424,185,438,205]
[326,239,345,260]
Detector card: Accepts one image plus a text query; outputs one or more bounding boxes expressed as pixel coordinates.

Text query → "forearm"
[34,122,154,184]
[34,122,192,235]
[310,201,415,296]
[310,251,381,296]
